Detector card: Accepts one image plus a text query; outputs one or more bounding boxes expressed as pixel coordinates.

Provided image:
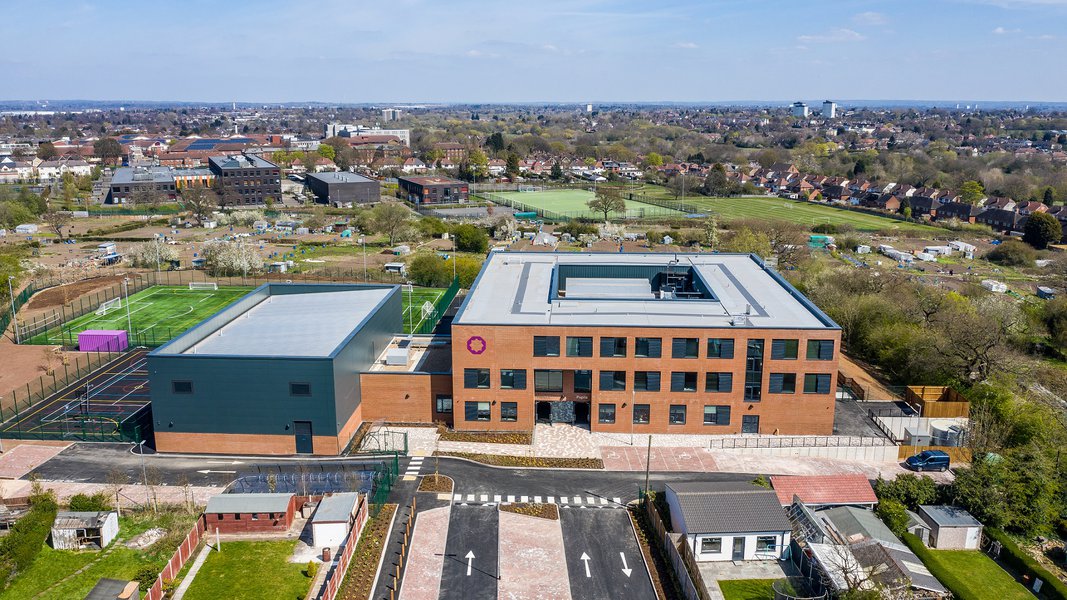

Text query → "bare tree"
[145,466,163,514]
[370,202,412,246]
[180,186,217,225]
[41,209,72,239]
[106,468,128,516]
[587,187,626,221]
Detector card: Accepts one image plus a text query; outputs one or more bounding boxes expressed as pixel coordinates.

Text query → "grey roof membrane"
[311,493,359,523]
[667,481,791,534]
[206,493,292,514]
[184,288,391,357]
[456,252,834,328]
[919,505,982,527]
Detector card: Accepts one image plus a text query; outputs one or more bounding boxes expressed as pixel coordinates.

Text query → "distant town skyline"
[3,0,1066,103]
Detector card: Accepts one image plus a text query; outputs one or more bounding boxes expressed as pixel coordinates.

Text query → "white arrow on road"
[620,552,632,577]
[465,550,475,576]
[580,552,592,578]
[206,460,244,465]
[196,469,237,474]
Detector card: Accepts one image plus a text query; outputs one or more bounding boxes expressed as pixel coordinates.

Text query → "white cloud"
[673,41,699,49]
[992,26,1022,33]
[853,11,888,25]
[797,28,866,43]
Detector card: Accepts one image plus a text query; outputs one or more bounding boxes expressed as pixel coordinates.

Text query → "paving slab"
[498,510,571,600]
[0,443,70,479]
[601,446,719,472]
[398,505,451,600]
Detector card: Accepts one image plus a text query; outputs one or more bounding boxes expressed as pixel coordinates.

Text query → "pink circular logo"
[466,336,487,355]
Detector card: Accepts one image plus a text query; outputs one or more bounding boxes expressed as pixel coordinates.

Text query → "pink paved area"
[0,442,70,479]
[498,511,571,600]
[399,505,451,600]
[602,446,719,471]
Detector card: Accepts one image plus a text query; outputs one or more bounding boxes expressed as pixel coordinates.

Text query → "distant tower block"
[822,100,837,119]
[586,104,593,113]
[791,102,809,118]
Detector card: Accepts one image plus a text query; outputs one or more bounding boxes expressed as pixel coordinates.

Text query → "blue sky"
[2,0,1066,103]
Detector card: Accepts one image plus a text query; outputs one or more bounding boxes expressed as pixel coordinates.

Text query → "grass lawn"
[718,578,781,600]
[687,196,941,233]
[0,509,199,600]
[489,188,688,219]
[920,549,1032,600]
[23,285,253,346]
[182,540,311,600]
[400,287,446,334]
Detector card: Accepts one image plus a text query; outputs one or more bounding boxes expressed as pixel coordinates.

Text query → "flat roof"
[311,493,360,523]
[308,171,376,184]
[455,252,837,329]
[399,176,464,186]
[208,154,278,170]
[111,166,173,185]
[206,493,292,514]
[919,505,982,527]
[184,288,392,357]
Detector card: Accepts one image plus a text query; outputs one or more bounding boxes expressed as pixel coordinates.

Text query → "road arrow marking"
[206,460,244,465]
[580,552,592,578]
[465,550,475,576]
[195,469,237,474]
[620,552,632,577]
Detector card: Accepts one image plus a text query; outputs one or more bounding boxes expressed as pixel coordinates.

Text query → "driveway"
[439,505,499,600]
[559,508,656,600]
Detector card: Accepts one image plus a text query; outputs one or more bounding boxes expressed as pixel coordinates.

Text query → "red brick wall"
[360,372,455,426]
[450,324,841,435]
[203,496,296,534]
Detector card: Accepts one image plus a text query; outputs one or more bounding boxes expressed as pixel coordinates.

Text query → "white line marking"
[480,494,488,502]
[586,496,596,505]
[520,495,529,503]
[613,498,622,504]
[466,494,475,502]
[547,496,555,504]
[493,495,501,503]
[506,495,515,503]
[453,494,462,501]
[573,496,582,504]
[621,552,632,577]
[534,496,542,503]
[580,552,591,578]
[599,497,608,505]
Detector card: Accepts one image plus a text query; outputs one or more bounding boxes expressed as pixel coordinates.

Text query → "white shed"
[50,511,119,550]
[311,493,360,548]
[981,279,1007,293]
[14,223,38,234]
[917,505,983,550]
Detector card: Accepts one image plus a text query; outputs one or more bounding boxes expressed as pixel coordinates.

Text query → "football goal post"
[189,282,218,291]
[421,301,435,320]
[96,298,123,316]
[517,185,544,193]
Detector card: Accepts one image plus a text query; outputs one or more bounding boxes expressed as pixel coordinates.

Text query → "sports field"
[23,285,254,346]
[491,188,688,219]
[402,286,446,334]
[688,196,940,233]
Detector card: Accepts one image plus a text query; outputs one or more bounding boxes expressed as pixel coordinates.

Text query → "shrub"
[986,240,1036,267]
[135,565,158,589]
[305,560,319,578]
[555,221,598,237]
[0,489,58,589]
[876,499,910,537]
[812,222,838,234]
[873,474,938,509]
[68,492,112,512]
[408,254,453,288]
[452,224,489,253]
[1023,211,1063,250]
[985,528,1067,600]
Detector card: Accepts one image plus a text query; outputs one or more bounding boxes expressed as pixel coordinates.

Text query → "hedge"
[985,528,1067,600]
[901,532,985,600]
[0,493,58,589]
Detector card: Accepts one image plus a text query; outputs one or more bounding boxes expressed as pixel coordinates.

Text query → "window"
[672,338,699,359]
[500,369,527,390]
[705,372,733,393]
[807,339,835,360]
[756,536,777,552]
[744,339,764,402]
[703,405,731,425]
[234,513,242,520]
[251,513,260,520]
[598,403,616,424]
[600,337,627,357]
[670,372,698,392]
[769,373,797,394]
[566,336,593,357]
[741,414,760,433]
[464,401,491,421]
[289,382,311,397]
[669,405,687,425]
[435,395,453,414]
[633,404,650,424]
[463,368,490,389]
[771,339,799,360]
[533,336,560,357]
[633,371,661,392]
[634,337,662,358]
[172,380,193,394]
[804,373,832,394]
[599,371,626,391]
[707,338,735,359]
[500,402,518,422]
[534,369,563,393]
[700,537,722,554]
[573,370,592,393]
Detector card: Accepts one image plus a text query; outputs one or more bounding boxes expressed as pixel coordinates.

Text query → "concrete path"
[398,505,451,600]
[0,442,70,478]
[498,511,571,600]
[171,543,213,600]
[602,446,720,471]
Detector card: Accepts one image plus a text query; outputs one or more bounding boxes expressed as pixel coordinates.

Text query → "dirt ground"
[0,340,67,402]
[839,355,900,400]
[22,274,127,312]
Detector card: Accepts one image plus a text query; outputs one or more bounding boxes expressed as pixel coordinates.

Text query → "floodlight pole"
[8,276,19,344]
[122,278,133,334]
[405,284,413,334]
[360,237,367,281]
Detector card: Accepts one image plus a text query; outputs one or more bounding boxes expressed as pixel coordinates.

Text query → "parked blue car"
[905,450,950,472]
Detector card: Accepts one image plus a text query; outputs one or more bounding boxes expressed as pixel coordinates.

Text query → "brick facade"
[203,496,296,534]
[360,373,455,426]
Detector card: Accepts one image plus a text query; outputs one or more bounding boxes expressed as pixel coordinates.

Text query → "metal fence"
[475,189,700,222]
[414,276,460,335]
[0,348,124,425]
[708,435,893,450]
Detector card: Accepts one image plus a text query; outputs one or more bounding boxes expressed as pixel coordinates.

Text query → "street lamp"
[7,276,19,344]
[404,283,414,334]
[359,236,367,281]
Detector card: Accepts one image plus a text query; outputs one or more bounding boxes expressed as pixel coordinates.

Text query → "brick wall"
[203,496,296,534]
[360,372,455,425]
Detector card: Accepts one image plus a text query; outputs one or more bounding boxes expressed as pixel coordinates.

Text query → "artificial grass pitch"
[493,188,688,219]
[401,287,446,334]
[24,285,253,346]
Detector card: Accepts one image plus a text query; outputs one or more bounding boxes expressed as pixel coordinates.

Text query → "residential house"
[665,481,791,562]
[934,201,981,223]
[37,156,92,182]
[907,196,943,219]
[976,208,1025,232]
[487,159,507,176]
[433,142,467,162]
[1016,200,1048,216]
[402,158,427,174]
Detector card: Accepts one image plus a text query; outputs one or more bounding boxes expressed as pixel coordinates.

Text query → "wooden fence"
[897,445,972,463]
[317,495,371,600]
[905,386,970,418]
[145,514,206,600]
[644,499,712,600]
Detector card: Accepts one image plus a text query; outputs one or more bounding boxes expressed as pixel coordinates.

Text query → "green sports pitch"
[689,196,940,233]
[401,287,446,334]
[490,188,688,219]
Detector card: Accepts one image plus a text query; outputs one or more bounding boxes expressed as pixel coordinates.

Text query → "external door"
[573,402,590,425]
[294,421,313,454]
[732,537,745,561]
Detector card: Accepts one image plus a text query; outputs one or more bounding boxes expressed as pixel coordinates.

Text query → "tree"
[1042,186,1056,204]
[873,474,938,509]
[505,152,520,177]
[93,138,123,165]
[316,143,336,161]
[467,149,489,180]
[587,187,626,221]
[703,163,737,197]
[1023,211,1062,249]
[36,142,57,160]
[484,132,506,153]
[129,239,179,268]
[409,254,452,287]
[41,209,71,239]
[550,161,563,180]
[702,216,719,250]
[370,202,411,245]
[180,186,217,225]
[452,223,489,253]
[986,240,1036,267]
[455,256,483,288]
[876,499,910,537]
[644,152,664,168]
[322,137,352,170]
[301,151,319,174]
[721,227,771,257]
[200,240,263,276]
[959,180,986,205]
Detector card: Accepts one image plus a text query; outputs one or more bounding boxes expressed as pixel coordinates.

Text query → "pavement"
[0,442,70,478]
[398,505,450,600]
[498,510,572,600]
